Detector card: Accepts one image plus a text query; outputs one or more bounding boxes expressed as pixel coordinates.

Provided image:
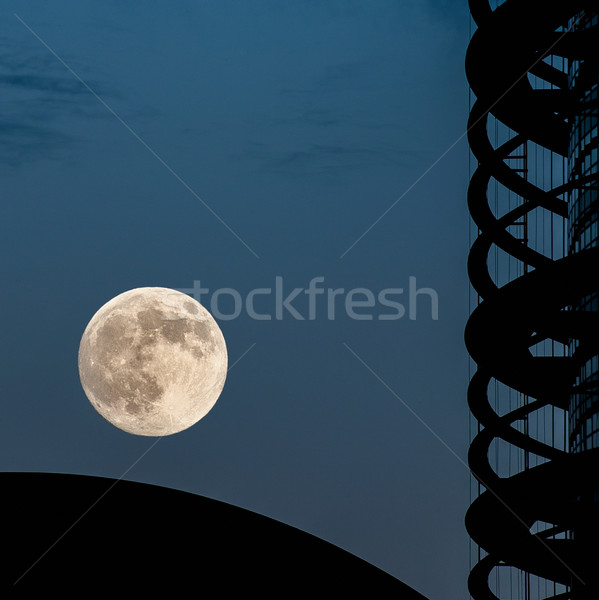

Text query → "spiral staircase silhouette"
[465,1,599,598]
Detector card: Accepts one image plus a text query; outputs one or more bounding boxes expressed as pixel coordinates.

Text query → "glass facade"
[567,10,599,455]
[467,3,599,598]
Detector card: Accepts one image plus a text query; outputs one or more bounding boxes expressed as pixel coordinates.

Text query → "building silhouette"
[465,1,598,599]
[3,472,428,597]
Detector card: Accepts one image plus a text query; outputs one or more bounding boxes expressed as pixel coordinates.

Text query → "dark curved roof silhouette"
[2,472,427,597]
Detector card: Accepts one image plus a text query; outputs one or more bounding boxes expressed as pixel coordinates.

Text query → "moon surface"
[78,287,228,436]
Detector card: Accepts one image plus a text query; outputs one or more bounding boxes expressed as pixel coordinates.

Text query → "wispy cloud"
[0,38,109,167]
[231,57,410,177]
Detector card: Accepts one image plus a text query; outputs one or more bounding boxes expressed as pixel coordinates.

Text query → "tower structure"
[465,1,598,598]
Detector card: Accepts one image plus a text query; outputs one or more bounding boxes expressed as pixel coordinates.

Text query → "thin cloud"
[0,40,112,167]
[239,139,411,178]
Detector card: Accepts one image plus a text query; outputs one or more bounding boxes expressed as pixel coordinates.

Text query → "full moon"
[78,287,227,436]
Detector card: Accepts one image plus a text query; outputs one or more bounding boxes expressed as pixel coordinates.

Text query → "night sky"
[1,2,471,598]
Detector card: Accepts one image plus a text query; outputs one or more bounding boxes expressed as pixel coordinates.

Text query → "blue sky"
[1,2,471,598]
